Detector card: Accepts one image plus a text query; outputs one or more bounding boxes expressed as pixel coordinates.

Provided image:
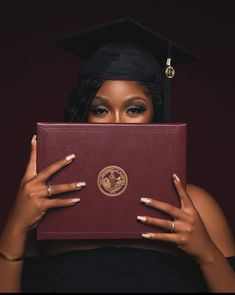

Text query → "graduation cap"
[52,18,199,122]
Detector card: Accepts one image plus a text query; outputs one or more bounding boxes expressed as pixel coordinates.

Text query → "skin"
[88,80,154,123]
[0,80,235,292]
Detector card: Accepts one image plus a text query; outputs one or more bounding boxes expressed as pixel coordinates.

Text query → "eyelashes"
[89,106,108,116]
[89,105,147,117]
[126,105,146,115]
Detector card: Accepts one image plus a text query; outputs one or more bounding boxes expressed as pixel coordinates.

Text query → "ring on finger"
[47,185,52,198]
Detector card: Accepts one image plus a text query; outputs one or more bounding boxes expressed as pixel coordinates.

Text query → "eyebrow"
[92,96,110,105]
[92,96,149,105]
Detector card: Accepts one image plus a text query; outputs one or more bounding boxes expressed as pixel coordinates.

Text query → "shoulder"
[186,183,220,210]
[186,183,235,257]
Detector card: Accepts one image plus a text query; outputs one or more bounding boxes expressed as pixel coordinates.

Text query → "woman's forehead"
[96,80,147,94]
[94,81,153,105]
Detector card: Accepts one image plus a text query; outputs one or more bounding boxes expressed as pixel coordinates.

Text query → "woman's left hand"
[138,173,217,262]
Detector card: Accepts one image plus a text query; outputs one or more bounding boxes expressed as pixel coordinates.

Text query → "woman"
[0,18,235,292]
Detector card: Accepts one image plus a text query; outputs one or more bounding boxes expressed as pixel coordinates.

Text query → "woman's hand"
[138,173,217,263]
[6,135,86,234]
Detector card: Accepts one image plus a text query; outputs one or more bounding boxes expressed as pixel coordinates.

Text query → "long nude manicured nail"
[142,233,152,239]
[31,135,37,144]
[173,173,181,182]
[140,197,151,204]
[71,198,80,204]
[76,182,86,189]
[66,154,76,162]
[137,216,147,222]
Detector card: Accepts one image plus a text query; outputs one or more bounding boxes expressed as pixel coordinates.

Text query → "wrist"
[0,250,24,262]
[3,218,29,237]
[195,244,223,266]
[0,221,28,259]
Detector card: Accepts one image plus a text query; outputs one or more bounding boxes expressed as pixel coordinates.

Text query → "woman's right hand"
[6,135,86,234]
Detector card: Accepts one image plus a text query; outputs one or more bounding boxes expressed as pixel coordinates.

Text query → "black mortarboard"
[52,18,199,122]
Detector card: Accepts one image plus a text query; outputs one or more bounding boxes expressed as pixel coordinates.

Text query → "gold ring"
[170,220,175,233]
[47,185,52,198]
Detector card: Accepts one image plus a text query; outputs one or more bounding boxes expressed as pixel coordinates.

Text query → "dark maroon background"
[0,0,234,235]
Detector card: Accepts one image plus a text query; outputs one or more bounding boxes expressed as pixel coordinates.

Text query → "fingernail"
[140,197,151,204]
[76,182,86,189]
[31,135,37,144]
[66,154,76,162]
[173,173,180,182]
[71,198,80,204]
[142,233,151,239]
[137,216,147,222]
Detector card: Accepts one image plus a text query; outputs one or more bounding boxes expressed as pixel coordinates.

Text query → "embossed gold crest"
[97,165,128,197]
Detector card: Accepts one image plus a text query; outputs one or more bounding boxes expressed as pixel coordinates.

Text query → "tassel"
[163,42,175,122]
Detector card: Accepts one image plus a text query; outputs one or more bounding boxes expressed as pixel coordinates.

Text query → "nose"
[113,111,121,123]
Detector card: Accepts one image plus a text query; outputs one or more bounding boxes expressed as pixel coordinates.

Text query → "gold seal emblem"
[97,165,128,197]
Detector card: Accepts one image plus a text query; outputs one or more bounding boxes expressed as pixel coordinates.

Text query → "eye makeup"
[89,105,109,116]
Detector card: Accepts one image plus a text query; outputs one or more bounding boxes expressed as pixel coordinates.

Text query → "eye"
[126,105,146,116]
[89,106,109,117]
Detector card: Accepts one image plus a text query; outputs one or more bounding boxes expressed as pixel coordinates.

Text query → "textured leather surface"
[36,123,187,240]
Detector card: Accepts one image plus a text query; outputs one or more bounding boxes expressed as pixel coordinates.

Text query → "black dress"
[21,247,235,293]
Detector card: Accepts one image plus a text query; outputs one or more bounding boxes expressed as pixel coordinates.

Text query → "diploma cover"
[36,123,187,240]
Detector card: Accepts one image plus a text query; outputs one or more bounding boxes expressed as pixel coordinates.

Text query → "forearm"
[0,222,27,292]
[198,247,235,292]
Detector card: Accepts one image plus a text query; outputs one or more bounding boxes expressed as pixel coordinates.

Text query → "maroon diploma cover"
[36,123,187,240]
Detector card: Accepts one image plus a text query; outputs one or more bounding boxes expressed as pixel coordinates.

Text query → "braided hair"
[63,78,163,122]
[136,79,163,122]
[64,79,105,122]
